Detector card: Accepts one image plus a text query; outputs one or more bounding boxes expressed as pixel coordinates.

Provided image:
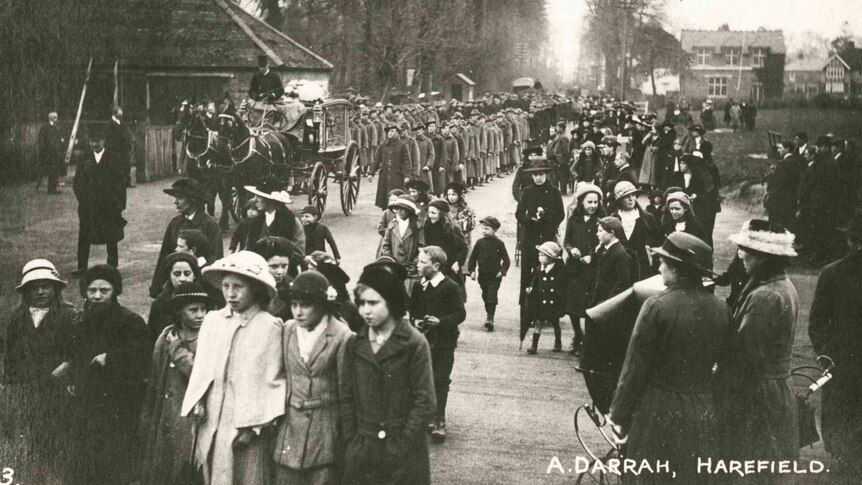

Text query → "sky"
[547,0,862,81]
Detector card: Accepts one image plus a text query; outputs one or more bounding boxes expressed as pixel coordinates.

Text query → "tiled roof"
[85,0,331,71]
[785,57,829,72]
[681,29,786,54]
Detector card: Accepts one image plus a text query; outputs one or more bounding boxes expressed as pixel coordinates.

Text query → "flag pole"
[64,57,93,167]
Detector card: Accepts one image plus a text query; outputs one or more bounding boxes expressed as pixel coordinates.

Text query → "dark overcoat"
[528,262,568,320]
[105,120,133,169]
[149,211,224,298]
[73,149,127,244]
[342,320,436,485]
[516,182,564,304]
[563,207,602,316]
[611,207,659,280]
[68,302,151,485]
[764,154,801,230]
[809,251,862,463]
[373,137,410,209]
[0,300,76,483]
[610,281,730,484]
[716,273,799,471]
[37,123,66,176]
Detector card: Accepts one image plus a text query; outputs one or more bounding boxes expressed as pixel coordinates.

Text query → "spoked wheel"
[573,404,623,485]
[340,141,361,215]
[309,162,329,216]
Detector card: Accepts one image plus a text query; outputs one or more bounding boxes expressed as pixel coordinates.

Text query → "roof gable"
[681,29,785,54]
[87,0,331,71]
[785,56,829,72]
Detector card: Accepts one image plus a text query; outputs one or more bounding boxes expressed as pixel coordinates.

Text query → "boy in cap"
[300,205,340,262]
[467,216,511,331]
[524,241,567,353]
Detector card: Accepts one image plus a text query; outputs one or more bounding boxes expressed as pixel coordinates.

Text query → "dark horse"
[174,100,236,229]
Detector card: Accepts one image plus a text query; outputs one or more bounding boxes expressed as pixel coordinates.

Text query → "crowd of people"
[5,87,862,485]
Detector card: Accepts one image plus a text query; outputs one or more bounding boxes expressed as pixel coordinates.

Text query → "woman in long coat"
[0,259,75,484]
[343,261,436,485]
[273,271,355,485]
[716,220,800,482]
[69,265,151,485]
[563,183,605,352]
[611,181,660,280]
[181,251,287,485]
[140,282,212,485]
[372,124,411,209]
[638,122,675,190]
[610,232,729,484]
[380,197,425,285]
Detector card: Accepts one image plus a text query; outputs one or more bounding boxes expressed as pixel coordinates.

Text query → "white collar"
[112,116,121,124]
[197,256,207,268]
[185,211,196,221]
[422,271,445,288]
[265,210,276,225]
[93,149,105,162]
[368,321,396,347]
[604,240,619,250]
[542,262,556,273]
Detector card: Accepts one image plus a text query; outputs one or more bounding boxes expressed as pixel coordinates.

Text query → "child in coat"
[300,205,341,263]
[229,199,259,253]
[467,216,510,331]
[525,241,568,354]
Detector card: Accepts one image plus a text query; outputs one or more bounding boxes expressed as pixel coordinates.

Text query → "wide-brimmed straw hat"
[648,232,715,275]
[16,259,67,292]
[244,177,293,205]
[202,251,277,299]
[728,220,797,257]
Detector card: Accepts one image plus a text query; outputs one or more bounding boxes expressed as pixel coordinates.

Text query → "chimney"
[848,41,856,50]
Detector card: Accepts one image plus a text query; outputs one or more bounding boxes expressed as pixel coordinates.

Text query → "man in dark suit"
[548,121,572,194]
[797,136,842,262]
[36,111,66,194]
[72,129,127,274]
[764,141,801,230]
[248,55,284,102]
[105,106,134,187]
[411,245,466,443]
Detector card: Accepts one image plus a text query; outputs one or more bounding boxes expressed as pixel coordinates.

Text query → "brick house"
[680,28,785,102]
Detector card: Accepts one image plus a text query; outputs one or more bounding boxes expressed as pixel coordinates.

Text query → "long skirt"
[623,387,719,484]
[638,146,659,186]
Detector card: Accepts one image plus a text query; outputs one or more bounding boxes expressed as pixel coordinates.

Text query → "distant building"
[639,69,680,96]
[680,28,785,101]
[785,45,862,99]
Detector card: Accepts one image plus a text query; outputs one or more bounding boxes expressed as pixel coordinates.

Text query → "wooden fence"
[9,121,177,183]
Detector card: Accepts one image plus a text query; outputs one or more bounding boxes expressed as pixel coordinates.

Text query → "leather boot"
[527,333,540,354]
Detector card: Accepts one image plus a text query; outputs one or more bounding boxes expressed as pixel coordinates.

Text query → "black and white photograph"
[1,0,861,483]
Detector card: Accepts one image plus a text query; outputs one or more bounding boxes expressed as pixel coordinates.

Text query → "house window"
[725,48,742,66]
[708,77,728,97]
[826,63,843,80]
[751,82,763,100]
[752,48,767,67]
[695,47,710,66]
[788,72,796,83]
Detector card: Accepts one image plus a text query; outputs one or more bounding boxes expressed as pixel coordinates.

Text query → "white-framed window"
[725,48,742,66]
[826,63,843,80]
[751,82,763,100]
[788,72,796,83]
[708,77,728,97]
[752,48,767,67]
[695,47,710,65]
[826,82,845,93]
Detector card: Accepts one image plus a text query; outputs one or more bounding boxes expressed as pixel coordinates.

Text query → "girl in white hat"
[181,251,287,485]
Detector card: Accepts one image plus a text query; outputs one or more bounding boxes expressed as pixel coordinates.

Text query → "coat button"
[378,430,387,439]
[169,362,176,368]
[543,277,547,281]
[550,288,554,292]
[543,300,547,304]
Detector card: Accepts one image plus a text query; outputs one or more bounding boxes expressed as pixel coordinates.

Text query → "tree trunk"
[650,55,657,96]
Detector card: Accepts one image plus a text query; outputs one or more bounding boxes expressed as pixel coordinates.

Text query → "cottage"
[784,55,851,99]
[680,28,785,101]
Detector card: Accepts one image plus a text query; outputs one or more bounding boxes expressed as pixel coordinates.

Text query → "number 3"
[0,467,13,485]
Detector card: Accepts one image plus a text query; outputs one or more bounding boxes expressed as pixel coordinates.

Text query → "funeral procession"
[2,0,862,483]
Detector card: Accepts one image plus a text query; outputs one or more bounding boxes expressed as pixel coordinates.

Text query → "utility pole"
[619,0,633,100]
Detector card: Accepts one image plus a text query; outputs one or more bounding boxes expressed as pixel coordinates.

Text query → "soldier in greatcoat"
[414,122,437,192]
[371,124,411,209]
[440,122,460,193]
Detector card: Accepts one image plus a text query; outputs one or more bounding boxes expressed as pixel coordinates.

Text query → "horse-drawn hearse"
[177,97,361,226]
